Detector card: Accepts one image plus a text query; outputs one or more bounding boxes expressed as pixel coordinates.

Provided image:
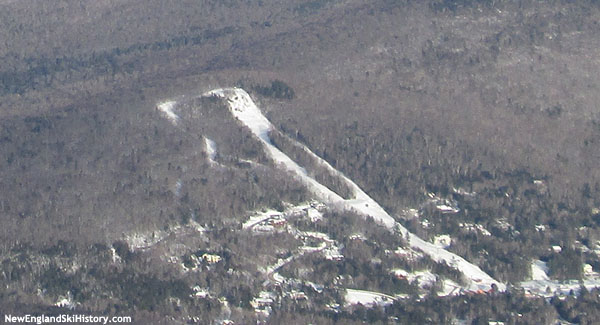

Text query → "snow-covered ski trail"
[203,87,505,292]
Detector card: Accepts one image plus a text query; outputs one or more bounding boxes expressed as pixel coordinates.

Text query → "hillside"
[2,0,600,324]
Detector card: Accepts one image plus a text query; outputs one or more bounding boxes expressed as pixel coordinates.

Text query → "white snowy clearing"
[439,279,462,297]
[54,292,77,310]
[390,268,461,297]
[459,223,492,236]
[393,246,424,261]
[157,101,179,125]
[392,268,438,289]
[345,289,395,307]
[202,87,505,293]
[204,137,218,163]
[531,260,550,281]
[433,234,452,249]
[124,220,205,251]
[242,209,281,227]
[520,259,600,297]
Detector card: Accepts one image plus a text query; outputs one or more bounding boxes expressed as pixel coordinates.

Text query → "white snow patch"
[124,220,205,251]
[391,268,410,278]
[272,272,285,283]
[251,291,275,319]
[125,232,165,250]
[323,246,344,261]
[520,260,600,298]
[157,101,179,125]
[242,209,283,230]
[300,241,328,253]
[405,208,420,219]
[521,278,600,298]
[55,292,77,310]
[192,286,210,298]
[301,231,334,243]
[459,223,491,236]
[531,260,550,281]
[495,219,512,231]
[307,208,323,222]
[349,233,366,241]
[188,220,206,233]
[205,137,218,163]
[406,270,437,289]
[439,279,461,297]
[345,289,395,307]
[109,247,122,264]
[436,204,460,214]
[453,187,476,196]
[421,219,431,229]
[433,234,452,249]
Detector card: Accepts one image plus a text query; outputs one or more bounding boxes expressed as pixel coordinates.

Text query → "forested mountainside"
[2,0,600,324]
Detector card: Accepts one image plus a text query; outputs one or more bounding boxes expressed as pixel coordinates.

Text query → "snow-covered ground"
[439,279,462,297]
[521,260,600,298]
[390,268,461,296]
[407,270,438,289]
[345,289,395,307]
[459,223,491,236]
[436,204,460,214]
[203,87,505,293]
[393,246,424,261]
[242,209,283,230]
[54,292,77,310]
[531,260,550,281]
[192,286,210,299]
[433,234,452,249]
[392,268,437,287]
[204,137,218,163]
[124,220,205,251]
[157,101,179,125]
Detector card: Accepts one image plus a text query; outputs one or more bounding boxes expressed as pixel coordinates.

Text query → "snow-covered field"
[204,138,218,163]
[124,220,205,251]
[241,209,283,230]
[157,101,179,125]
[203,87,505,293]
[531,260,550,281]
[345,289,395,307]
[520,259,600,298]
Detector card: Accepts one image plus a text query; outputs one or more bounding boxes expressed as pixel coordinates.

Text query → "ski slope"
[204,137,218,163]
[157,101,179,125]
[202,87,505,292]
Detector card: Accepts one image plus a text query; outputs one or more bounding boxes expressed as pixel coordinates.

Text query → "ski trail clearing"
[157,101,179,125]
[202,87,505,292]
[204,137,218,163]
